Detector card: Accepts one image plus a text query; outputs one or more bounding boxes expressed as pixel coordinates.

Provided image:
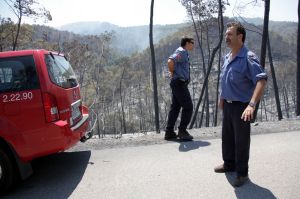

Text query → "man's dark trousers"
[222,101,250,177]
[166,79,193,131]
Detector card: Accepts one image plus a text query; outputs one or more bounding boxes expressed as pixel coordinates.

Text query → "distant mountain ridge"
[57,18,297,55]
[58,17,297,36]
[59,21,187,55]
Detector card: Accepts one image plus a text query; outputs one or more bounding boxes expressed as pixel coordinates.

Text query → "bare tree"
[253,0,270,121]
[0,17,14,51]
[186,1,210,127]
[189,0,224,129]
[214,47,222,126]
[4,0,52,50]
[149,0,160,133]
[297,0,300,116]
[86,33,113,137]
[119,66,127,135]
[267,37,282,120]
[180,0,228,128]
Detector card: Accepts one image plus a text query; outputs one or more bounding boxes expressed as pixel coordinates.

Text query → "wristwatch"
[249,101,256,108]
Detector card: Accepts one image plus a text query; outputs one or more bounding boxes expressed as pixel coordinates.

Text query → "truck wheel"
[0,148,18,195]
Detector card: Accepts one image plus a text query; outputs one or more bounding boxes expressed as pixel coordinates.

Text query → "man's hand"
[241,79,266,122]
[241,105,255,121]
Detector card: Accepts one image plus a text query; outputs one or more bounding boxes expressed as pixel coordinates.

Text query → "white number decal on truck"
[2,92,33,103]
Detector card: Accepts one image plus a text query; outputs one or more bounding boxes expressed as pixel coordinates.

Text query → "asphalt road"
[3,130,300,199]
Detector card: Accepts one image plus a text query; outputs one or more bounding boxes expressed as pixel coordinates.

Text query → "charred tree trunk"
[253,0,270,121]
[267,38,283,120]
[189,0,224,129]
[296,0,300,116]
[13,14,22,50]
[120,67,126,135]
[149,0,160,133]
[189,2,209,127]
[214,47,222,126]
[283,85,290,118]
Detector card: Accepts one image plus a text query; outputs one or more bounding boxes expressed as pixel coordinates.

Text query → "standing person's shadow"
[177,140,210,152]
[225,173,277,199]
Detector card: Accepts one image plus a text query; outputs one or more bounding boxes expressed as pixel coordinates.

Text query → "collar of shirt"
[225,45,248,62]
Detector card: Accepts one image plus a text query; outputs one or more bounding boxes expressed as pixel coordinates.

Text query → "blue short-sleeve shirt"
[220,45,268,102]
[169,47,190,82]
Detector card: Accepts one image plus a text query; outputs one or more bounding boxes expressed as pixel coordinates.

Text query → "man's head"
[225,22,246,49]
[181,36,194,51]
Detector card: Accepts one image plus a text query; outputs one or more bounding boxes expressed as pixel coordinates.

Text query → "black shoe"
[233,175,249,187]
[214,164,235,173]
[164,131,177,140]
[178,129,193,140]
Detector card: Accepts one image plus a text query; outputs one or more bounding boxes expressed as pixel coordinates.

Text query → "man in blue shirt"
[164,37,194,141]
[214,22,267,187]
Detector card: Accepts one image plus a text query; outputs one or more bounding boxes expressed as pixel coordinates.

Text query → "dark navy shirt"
[169,47,190,82]
[220,45,268,102]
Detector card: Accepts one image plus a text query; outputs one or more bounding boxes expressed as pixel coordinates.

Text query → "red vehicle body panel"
[0,49,89,162]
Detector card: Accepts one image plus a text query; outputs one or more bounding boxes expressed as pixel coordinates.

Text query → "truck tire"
[0,148,18,195]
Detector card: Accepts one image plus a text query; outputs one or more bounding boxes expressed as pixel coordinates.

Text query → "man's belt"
[225,100,248,104]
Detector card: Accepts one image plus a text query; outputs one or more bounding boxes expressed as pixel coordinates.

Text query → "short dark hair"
[181,37,194,47]
[227,21,246,43]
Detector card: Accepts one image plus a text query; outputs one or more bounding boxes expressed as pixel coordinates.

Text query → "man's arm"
[249,79,267,105]
[168,59,174,78]
[241,79,267,121]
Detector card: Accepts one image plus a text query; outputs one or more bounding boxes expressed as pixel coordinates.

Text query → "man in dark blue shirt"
[214,22,267,187]
[164,37,194,141]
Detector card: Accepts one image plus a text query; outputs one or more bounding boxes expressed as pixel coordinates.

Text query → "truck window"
[0,56,40,93]
[45,54,78,89]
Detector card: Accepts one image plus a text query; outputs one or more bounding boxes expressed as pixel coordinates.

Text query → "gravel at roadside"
[70,119,300,151]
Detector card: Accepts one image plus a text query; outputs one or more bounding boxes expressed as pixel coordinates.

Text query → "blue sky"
[0,0,298,28]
